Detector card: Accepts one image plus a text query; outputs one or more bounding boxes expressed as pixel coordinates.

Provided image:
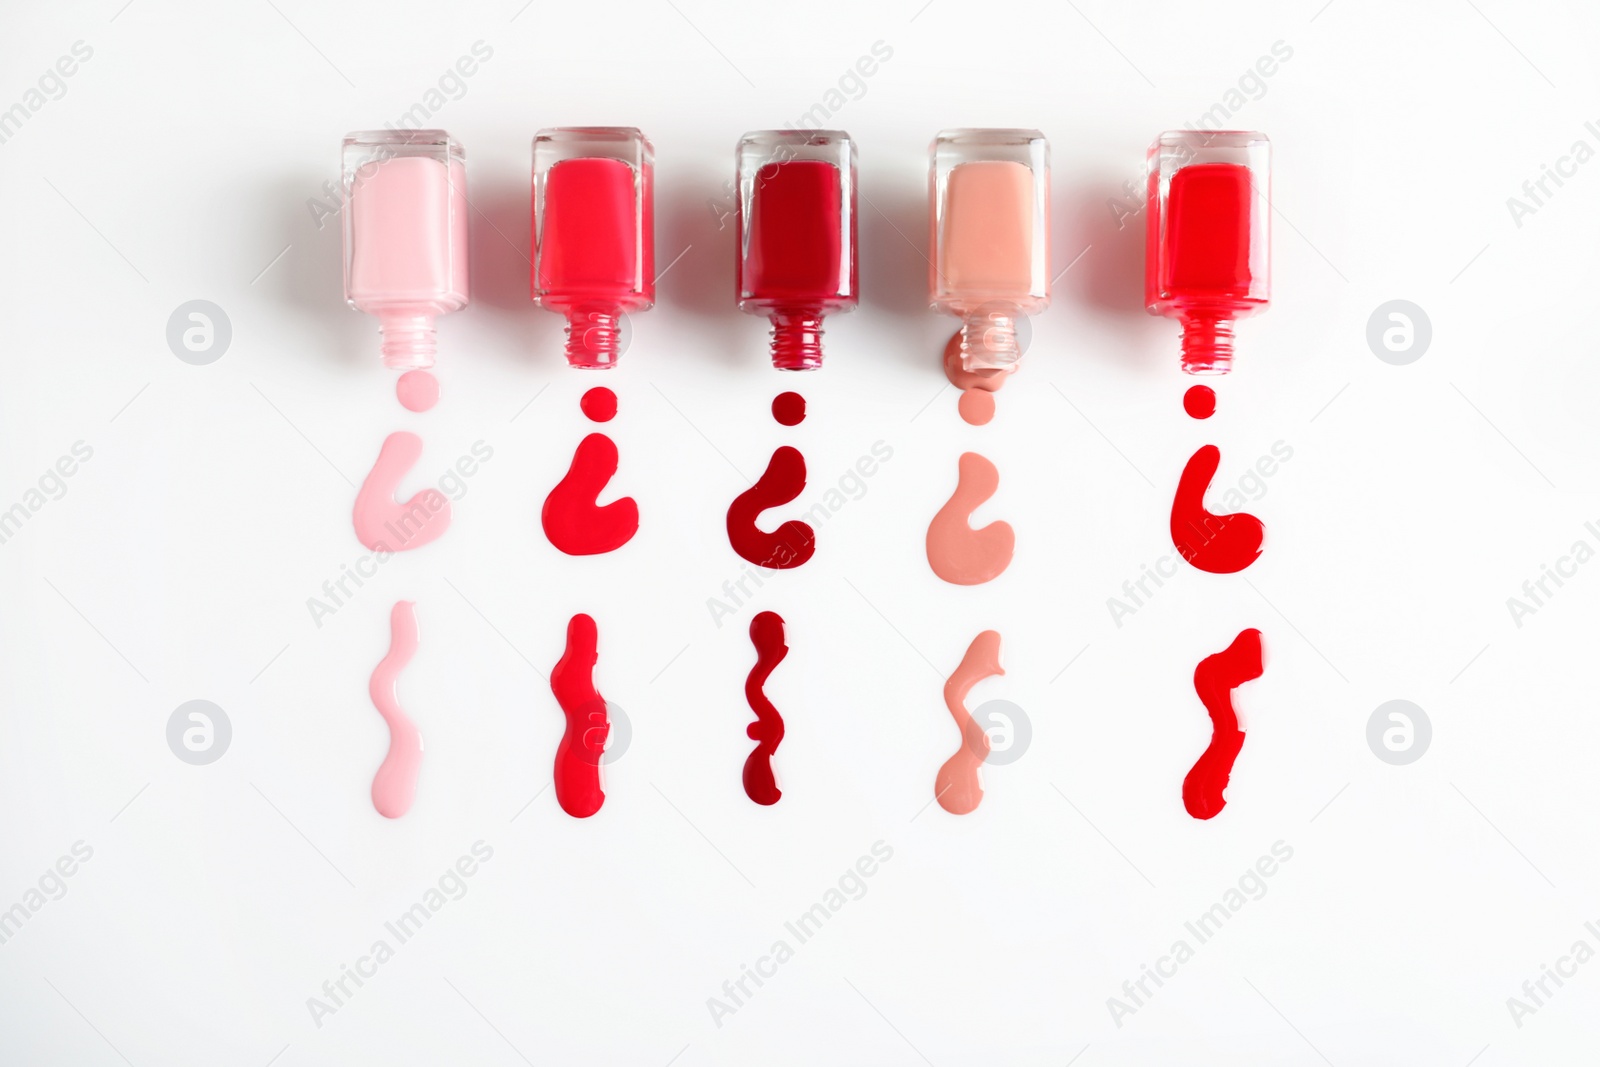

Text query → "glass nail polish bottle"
[1145,130,1270,375]
[532,127,655,369]
[736,130,858,371]
[930,129,1050,373]
[342,130,469,370]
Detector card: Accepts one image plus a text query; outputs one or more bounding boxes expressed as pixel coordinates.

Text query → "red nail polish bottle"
[1146,131,1270,375]
[736,130,858,371]
[533,127,654,369]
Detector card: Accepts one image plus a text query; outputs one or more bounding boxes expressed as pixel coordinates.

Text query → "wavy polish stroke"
[935,630,1004,815]
[369,601,423,819]
[1183,628,1264,820]
[551,613,610,818]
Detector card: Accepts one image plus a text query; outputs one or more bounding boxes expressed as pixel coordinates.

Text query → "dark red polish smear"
[580,386,618,423]
[1170,444,1264,573]
[726,446,815,569]
[772,391,806,426]
[1183,628,1263,820]
[542,432,638,555]
[1183,384,1215,420]
[551,613,608,818]
[743,610,789,806]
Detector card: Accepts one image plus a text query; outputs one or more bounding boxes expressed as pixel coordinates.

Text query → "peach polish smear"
[935,630,1003,815]
[926,452,1014,585]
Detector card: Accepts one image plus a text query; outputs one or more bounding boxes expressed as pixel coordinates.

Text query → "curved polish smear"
[936,630,1004,815]
[353,432,452,552]
[926,452,1015,585]
[1170,444,1264,574]
[726,446,815,569]
[1184,628,1264,820]
[542,390,637,554]
[551,613,609,818]
[369,601,423,819]
[743,611,789,805]
[396,370,440,412]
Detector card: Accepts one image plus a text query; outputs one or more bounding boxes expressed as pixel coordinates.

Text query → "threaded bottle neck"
[564,308,623,369]
[378,314,438,370]
[1180,314,1235,375]
[769,308,824,371]
[959,309,1020,372]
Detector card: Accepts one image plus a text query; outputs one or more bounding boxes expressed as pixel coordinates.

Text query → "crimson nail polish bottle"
[1145,131,1270,375]
[736,130,858,370]
[532,127,655,369]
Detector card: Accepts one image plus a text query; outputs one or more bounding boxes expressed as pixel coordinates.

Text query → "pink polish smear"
[926,452,1015,585]
[353,432,452,552]
[369,601,423,819]
[396,370,440,412]
[936,630,1003,815]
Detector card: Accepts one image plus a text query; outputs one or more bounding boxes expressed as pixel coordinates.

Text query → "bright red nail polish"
[533,127,654,369]
[736,130,857,371]
[1146,131,1270,375]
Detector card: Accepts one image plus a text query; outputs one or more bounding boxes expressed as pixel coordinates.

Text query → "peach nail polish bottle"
[342,130,470,370]
[930,129,1050,373]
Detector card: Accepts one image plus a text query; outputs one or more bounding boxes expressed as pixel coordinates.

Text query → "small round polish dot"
[772,391,806,426]
[396,370,439,412]
[1183,384,1216,420]
[957,388,995,426]
[580,386,618,423]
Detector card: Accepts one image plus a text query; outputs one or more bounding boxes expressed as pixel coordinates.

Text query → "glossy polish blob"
[1171,445,1264,574]
[926,452,1015,585]
[727,446,815,569]
[1183,384,1215,420]
[772,391,806,426]
[353,432,452,552]
[542,433,638,555]
[936,631,1003,815]
[958,390,995,426]
[369,601,423,819]
[396,370,440,412]
[1183,628,1264,820]
[580,386,618,422]
[743,611,789,806]
[551,613,609,818]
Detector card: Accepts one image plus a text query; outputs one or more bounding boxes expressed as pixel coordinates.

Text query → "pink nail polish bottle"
[736,130,858,371]
[532,127,655,369]
[930,129,1050,373]
[342,130,470,370]
[1145,130,1270,375]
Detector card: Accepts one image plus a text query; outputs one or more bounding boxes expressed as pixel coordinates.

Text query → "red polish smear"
[551,613,609,818]
[1183,628,1263,820]
[1170,444,1264,573]
[772,391,806,426]
[726,446,815,569]
[743,611,789,806]
[580,386,618,423]
[1183,384,1215,420]
[542,432,638,555]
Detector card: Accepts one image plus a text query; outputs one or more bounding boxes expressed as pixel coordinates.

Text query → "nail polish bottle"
[1145,131,1270,375]
[736,130,858,371]
[930,129,1050,373]
[342,130,469,370]
[532,127,655,369]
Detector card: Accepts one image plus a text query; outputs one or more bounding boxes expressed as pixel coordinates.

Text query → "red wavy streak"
[742,611,789,805]
[551,613,609,818]
[1183,628,1264,820]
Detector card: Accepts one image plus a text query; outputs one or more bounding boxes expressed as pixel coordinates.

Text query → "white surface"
[1,0,1597,1064]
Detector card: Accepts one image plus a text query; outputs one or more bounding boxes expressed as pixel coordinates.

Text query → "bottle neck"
[564,307,624,369]
[769,308,825,371]
[1180,313,1235,375]
[957,308,1021,372]
[378,313,437,370]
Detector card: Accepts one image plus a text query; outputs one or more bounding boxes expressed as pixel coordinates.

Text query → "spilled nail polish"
[551,613,609,818]
[726,446,815,569]
[1170,444,1264,574]
[369,601,423,819]
[1182,384,1215,420]
[542,432,638,555]
[1183,628,1263,820]
[926,452,1014,585]
[580,385,618,423]
[936,630,1003,815]
[353,432,452,552]
[771,391,806,426]
[396,370,439,412]
[743,611,788,806]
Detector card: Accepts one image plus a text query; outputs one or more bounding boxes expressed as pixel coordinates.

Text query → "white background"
[1,0,1597,1063]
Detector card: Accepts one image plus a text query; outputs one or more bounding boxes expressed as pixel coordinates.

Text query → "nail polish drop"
[772,391,806,426]
[1183,628,1264,820]
[396,370,440,412]
[1183,384,1215,420]
[542,432,638,555]
[353,432,452,552]
[550,613,609,818]
[944,330,1011,426]
[743,611,788,806]
[726,446,815,569]
[935,630,1003,815]
[580,386,618,423]
[957,389,995,426]
[1170,445,1264,574]
[926,452,1015,585]
[369,601,423,819]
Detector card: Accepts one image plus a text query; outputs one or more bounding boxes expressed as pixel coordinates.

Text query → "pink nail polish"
[532,127,655,369]
[1145,130,1270,375]
[342,130,470,370]
[736,130,858,371]
[931,129,1050,373]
